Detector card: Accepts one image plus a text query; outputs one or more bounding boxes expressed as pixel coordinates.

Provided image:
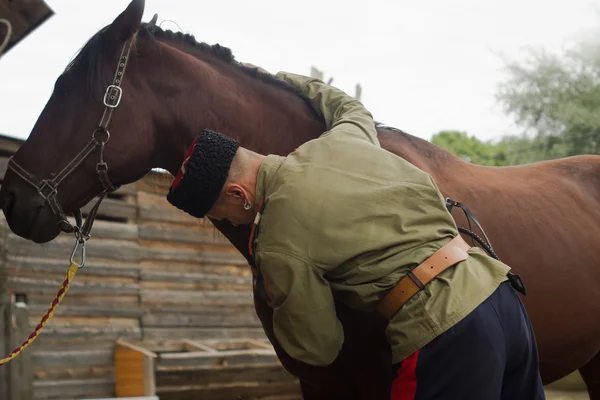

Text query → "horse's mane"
[61,20,394,130]
[60,22,305,101]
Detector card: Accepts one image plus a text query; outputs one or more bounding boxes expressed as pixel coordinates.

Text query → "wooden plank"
[28,316,139,330]
[155,363,296,387]
[141,269,248,285]
[246,338,276,350]
[7,255,140,279]
[33,349,113,368]
[156,380,301,400]
[32,349,112,368]
[141,247,246,266]
[29,324,141,340]
[182,339,217,353]
[54,218,139,240]
[34,364,113,381]
[9,301,33,400]
[143,354,156,396]
[81,197,137,221]
[139,260,249,277]
[116,340,158,359]
[158,349,278,368]
[138,204,199,225]
[25,293,140,309]
[0,0,54,56]
[141,308,261,328]
[7,235,141,262]
[28,304,143,319]
[202,338,272,351]
[115,347,145,397]
[139,224,217,244]
[9,276,140,295]
[140,279,250,293]
[29,336,119,353]
[140,289,253,308]
[0,305,9,400]
[33,377,114,400]
[0,225,9,400]
[84,397,158,400]
[143,327,267,341]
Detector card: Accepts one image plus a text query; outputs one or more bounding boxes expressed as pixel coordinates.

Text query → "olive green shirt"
[252,72,511,366]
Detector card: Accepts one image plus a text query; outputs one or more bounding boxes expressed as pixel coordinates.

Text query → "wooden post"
[310,66,362,100]
[310,66,324,81]
[0,221,10,400]
[355,83,362,101]
[8,294,33,400]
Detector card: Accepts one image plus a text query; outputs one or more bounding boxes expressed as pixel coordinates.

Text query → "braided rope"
[0,18,13,57]
[0,262,80,366]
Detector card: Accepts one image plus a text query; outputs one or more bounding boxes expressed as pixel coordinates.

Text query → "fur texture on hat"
[167,129,240,218]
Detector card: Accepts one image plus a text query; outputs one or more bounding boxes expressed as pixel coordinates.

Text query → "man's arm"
[255,250,344,366]
[275,72,379,146]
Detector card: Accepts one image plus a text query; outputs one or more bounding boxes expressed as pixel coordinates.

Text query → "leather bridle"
[6,37,134,253]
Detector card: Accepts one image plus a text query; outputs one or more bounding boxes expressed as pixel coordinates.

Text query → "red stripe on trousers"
[391,349,420,400]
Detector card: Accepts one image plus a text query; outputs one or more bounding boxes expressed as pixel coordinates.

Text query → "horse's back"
[379,128,600,382]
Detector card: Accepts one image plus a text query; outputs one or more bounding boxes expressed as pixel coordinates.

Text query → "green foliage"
[430,131,508,166]
[495,31,600,162]
[433,25,600,166]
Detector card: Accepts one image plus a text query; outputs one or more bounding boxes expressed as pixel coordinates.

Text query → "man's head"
[167,129,264,226]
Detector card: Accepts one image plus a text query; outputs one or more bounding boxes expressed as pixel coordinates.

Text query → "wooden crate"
[114,338,302,400]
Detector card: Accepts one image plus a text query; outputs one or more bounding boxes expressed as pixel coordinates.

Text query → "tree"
[495,27,600,162]
[430,130,508,166]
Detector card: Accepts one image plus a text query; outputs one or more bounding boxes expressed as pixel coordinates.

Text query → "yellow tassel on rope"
[0,261,80,366]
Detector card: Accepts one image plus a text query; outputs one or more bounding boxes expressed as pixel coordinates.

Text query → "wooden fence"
[0,135,296,400]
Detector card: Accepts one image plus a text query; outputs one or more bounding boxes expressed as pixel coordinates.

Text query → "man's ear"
[224,183,244,199]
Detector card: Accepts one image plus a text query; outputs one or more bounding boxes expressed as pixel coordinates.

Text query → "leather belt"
[377,235,471,319]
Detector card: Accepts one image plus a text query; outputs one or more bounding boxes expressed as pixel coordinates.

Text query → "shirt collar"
[254,154,285,206]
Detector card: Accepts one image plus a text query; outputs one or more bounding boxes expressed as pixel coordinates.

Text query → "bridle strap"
[6,36,134,235]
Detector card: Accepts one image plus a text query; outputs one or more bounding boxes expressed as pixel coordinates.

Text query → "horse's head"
[0,0,158,243]
[1,0,325,247]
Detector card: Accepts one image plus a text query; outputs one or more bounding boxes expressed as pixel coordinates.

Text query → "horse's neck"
[149,39,325,174]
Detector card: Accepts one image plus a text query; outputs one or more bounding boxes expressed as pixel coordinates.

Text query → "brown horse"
[1,1,599,398]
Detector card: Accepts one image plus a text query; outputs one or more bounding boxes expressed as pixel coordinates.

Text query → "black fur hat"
[167,129,240,218]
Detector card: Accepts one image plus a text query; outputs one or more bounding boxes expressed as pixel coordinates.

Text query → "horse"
[1,1,599,398]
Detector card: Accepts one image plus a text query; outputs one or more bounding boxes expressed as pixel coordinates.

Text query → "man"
[166,71,545,399]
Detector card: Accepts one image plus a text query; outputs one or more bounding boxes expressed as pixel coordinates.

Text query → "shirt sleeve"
[275,71,379,147]
[255,250,344,366]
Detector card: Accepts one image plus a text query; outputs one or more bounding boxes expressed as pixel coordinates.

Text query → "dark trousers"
[390,281,545,400]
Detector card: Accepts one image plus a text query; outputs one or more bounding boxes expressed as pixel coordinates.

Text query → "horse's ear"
[149,13,158,25]
[104,0,145,45]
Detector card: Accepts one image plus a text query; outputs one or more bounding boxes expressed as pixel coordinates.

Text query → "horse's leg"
[580,352,600,399]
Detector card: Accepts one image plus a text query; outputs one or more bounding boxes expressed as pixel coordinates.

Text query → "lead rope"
[0,233,86,366]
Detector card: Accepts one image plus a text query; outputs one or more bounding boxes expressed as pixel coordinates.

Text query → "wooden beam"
[8,301,33,400]
[182,339,217,353]
[0,0,54,56]
[115,340,157,359]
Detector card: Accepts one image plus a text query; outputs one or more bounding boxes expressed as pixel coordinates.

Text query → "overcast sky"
[1,0,598,143]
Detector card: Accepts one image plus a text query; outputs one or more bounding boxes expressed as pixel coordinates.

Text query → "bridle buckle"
[103,85,123,108]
